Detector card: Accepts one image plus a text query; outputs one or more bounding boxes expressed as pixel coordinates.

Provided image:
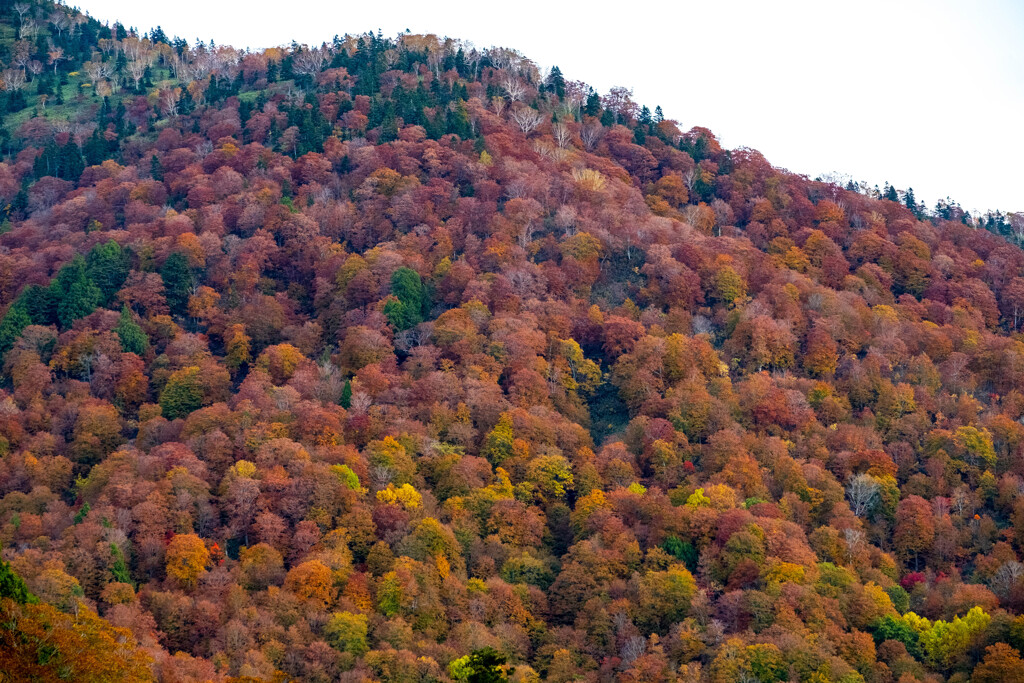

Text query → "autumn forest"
[0,1,1024,681]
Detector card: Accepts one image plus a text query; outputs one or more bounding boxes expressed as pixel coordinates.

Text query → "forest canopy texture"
[0,1,1023,682]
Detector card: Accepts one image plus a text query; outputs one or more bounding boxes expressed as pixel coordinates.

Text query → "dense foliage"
[0,1,1023,681]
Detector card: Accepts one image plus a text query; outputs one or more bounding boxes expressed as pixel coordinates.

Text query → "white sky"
[77,0,1023,214]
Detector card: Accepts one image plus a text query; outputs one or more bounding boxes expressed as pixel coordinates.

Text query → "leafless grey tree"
[12,3,29,26]
[293,46,329,77]
[502,76,525,102]
[580,122,603,151]
[27,59,43,81]
[510,106,543,135]
[991,561,1024,597]
[847,473,879,517]
[552,122,572,149]
[49,10,69,39]
[1,69,25,92]
[843,527,865,554]
[20,18,39,40]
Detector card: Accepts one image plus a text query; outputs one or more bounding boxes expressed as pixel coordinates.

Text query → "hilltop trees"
[0,4,1019,681]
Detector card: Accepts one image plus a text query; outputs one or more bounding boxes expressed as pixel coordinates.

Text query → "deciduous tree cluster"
[0,1,1022,682]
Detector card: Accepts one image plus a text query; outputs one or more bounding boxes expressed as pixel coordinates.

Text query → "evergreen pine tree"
[340,379,353,409]
[60,140,85,180]
[0,545,37,604]
[150,154,163,181]
[20,284,56,326]
[548,66,566,99]
[0,299,31,359]
[379,101,399,142]
[904,187,919,216]
[86,240,130,304]
[33,141,58,178]
[638,106,652,127]
[35,74,53,96]
[160,251,194,315]
[115,305,149,355]
[110,543,133,586]
[83,128,109,166]
[446,102,472,140]
[384,267,426,330]
[52,256,102,328]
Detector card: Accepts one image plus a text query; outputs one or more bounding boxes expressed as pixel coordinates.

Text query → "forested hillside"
[1,1,1024,681]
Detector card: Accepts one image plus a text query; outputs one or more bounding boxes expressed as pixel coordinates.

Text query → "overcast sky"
[77,0,1023,214]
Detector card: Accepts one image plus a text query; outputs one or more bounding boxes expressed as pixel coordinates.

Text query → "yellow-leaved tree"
[165,533,210,588]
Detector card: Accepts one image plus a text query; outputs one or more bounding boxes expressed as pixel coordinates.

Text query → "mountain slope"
[0,1,1023,681]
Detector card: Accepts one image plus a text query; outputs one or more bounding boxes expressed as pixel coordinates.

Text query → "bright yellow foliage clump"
[165,533,210,588]
[376,483,422,509]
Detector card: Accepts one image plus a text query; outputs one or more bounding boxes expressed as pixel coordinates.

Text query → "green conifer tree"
[109,543,133,586]
[86,240,129,304]
[160,252,194,315]
[115,305,149,355]
[52,256,102,328]
[0,545,37,604]
[340,379,353,409]
[384,267,426,330]
[0,298,30,359]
